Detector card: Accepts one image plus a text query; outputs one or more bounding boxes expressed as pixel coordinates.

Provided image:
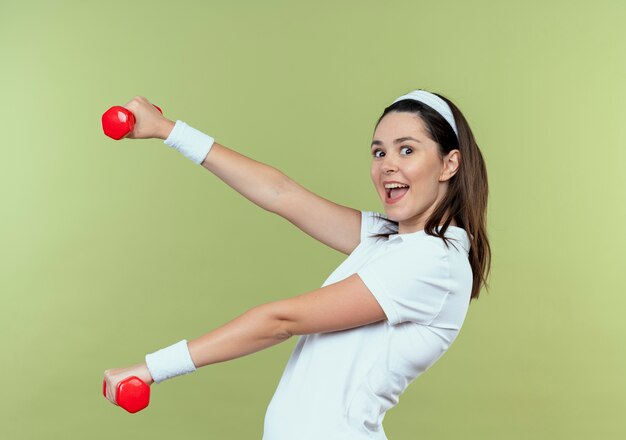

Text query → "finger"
[124,95,147,110]
[105,379,113,403]
[108,389,119,406]
[131,96,151,107]
[122,101,138,113]
[104,378,119,406]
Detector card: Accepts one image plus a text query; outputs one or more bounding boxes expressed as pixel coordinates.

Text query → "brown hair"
[369,93,491,301]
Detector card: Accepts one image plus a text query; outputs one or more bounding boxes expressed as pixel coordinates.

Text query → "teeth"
[384,183,409,189]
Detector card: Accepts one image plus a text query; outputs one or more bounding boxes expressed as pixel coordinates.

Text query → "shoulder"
[388,239,449,273]
[413,226,471,256]
[381,231,469,282]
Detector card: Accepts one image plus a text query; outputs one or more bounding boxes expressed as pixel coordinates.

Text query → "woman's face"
[370,111,459,233]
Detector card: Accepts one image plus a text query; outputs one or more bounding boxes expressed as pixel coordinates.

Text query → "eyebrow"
[371,136,421,148]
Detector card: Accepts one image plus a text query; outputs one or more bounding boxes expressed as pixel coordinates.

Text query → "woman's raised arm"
[122,96,291,214]
[120,96,361,254]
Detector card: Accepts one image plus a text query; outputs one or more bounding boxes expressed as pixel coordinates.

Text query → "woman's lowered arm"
[189,273,386,368]
[102,273,386,406]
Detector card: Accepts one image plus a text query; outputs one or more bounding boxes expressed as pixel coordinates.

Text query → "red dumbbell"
[101,104,163,140]
[103,376,151,413]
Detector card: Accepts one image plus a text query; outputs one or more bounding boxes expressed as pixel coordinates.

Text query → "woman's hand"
[103,362,154,406]
[122,96,175,140]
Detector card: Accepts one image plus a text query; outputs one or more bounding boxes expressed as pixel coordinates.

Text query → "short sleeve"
[360,210,389,242]
[360,210,375,242]
[356,241,450,326]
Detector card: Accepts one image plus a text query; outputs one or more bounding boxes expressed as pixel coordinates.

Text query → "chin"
[382,210,399,221]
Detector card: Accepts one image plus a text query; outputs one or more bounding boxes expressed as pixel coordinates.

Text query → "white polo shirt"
[262,211,473,440]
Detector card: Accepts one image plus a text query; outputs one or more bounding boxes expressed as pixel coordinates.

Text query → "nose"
[381,154,399,173]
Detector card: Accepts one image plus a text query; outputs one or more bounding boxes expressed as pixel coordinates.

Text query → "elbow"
[267,173,294,214]
[271,317,293,341]
[250,304,293,341]
[275,321,293,341]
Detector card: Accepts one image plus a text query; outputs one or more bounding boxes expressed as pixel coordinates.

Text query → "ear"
[439,149,460,182]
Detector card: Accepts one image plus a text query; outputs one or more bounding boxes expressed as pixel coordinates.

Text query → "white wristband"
[164,120,215,164]
[145,339,197,384]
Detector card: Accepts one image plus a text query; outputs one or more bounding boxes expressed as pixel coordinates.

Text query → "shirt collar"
[387,226,470,252]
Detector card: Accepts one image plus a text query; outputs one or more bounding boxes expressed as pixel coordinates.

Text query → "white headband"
[391,90,458,139]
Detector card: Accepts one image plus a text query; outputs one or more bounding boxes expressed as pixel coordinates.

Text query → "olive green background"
[1,0,624,438]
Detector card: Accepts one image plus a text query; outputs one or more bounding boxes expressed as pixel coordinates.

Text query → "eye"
[372,146,413,158]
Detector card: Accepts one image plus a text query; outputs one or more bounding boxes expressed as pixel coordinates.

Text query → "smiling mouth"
[385,186,410,202]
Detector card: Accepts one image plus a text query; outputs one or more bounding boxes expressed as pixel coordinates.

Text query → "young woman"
[103,89,491,439]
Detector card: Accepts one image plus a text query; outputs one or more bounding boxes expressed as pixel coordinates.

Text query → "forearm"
[200,142,291,214]
[187,306,291,368]
[159,118,291,214]
[103,306,290,408]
